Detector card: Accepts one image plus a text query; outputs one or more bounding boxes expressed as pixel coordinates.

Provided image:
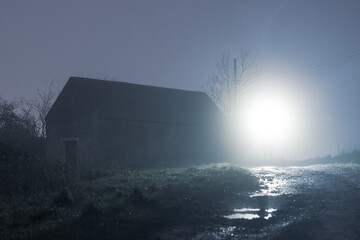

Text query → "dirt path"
[159,164,360,240]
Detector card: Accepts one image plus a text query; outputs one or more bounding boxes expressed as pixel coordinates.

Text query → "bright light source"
[232,73,309,159]
[241,90,297,147]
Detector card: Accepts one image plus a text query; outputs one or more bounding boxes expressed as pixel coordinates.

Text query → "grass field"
[0,163,258,240]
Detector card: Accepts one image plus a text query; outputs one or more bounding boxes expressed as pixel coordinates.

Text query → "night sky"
[1,0,360,159]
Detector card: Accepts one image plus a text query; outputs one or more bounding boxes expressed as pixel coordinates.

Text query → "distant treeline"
[296,150,360,166]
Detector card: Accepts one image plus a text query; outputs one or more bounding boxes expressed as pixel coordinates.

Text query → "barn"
[46,77,226,169]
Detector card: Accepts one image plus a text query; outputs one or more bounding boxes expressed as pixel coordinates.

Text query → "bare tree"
[0,96,37,145]
[204,51,257,117]
[25,80,57,137]
[19,98,39,136]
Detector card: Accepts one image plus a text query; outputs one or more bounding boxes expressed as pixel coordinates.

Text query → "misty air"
[1,1,360,240]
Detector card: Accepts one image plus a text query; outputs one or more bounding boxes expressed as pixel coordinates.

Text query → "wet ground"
[3,163,360,240]
[158,164,360,240]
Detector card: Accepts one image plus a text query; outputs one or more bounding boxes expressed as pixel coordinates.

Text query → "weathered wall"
[46,119,98,166]
[97,119,225,168]
[46,81,99,166]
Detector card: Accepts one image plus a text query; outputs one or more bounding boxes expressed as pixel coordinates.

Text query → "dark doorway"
[65,140,77,173]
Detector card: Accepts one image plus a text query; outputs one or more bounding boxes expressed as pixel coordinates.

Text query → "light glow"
[241,90,297,147]
[232,72,310,160]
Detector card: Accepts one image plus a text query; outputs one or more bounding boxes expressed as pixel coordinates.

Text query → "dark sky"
[1,0,360,159]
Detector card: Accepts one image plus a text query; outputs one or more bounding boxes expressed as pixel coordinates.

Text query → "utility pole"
[234,58,237,84]
[234,58,237,93]
[233,58,237,113]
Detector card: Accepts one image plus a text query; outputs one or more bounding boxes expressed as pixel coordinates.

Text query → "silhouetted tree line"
[0,82,69,195]
[309,150,360,165]
[0,81,56,156]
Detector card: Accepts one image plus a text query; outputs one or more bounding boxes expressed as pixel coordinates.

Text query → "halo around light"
[240,90,298,147]
[233,72,309,159]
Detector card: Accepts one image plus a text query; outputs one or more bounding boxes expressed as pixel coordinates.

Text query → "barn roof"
[48,77,223,125]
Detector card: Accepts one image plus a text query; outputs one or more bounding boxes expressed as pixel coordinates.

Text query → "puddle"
[234,208,260,212]
[264,214,272,220]
[266,208,277,213]
[224,208,277,220]
[224,213,260,220]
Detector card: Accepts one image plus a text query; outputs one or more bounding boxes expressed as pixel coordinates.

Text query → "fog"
[1,1,360,239]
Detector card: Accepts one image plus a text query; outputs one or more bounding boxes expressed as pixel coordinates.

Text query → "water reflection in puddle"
[248,166,328,198]
[266,208,277,213]
[264,214,272,220]
[234,208,260,212]
[224,208,277,220]
[224,213,260,220]
[250,172,288,197]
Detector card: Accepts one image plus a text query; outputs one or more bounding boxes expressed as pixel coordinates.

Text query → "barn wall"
[97,119,225,168]
[46,81,99,166]
[46,78,227,168]
[46,118,98,166]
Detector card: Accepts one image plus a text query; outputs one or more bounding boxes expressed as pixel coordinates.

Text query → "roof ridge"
[47,76,223,125]
[69,76,206,96]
